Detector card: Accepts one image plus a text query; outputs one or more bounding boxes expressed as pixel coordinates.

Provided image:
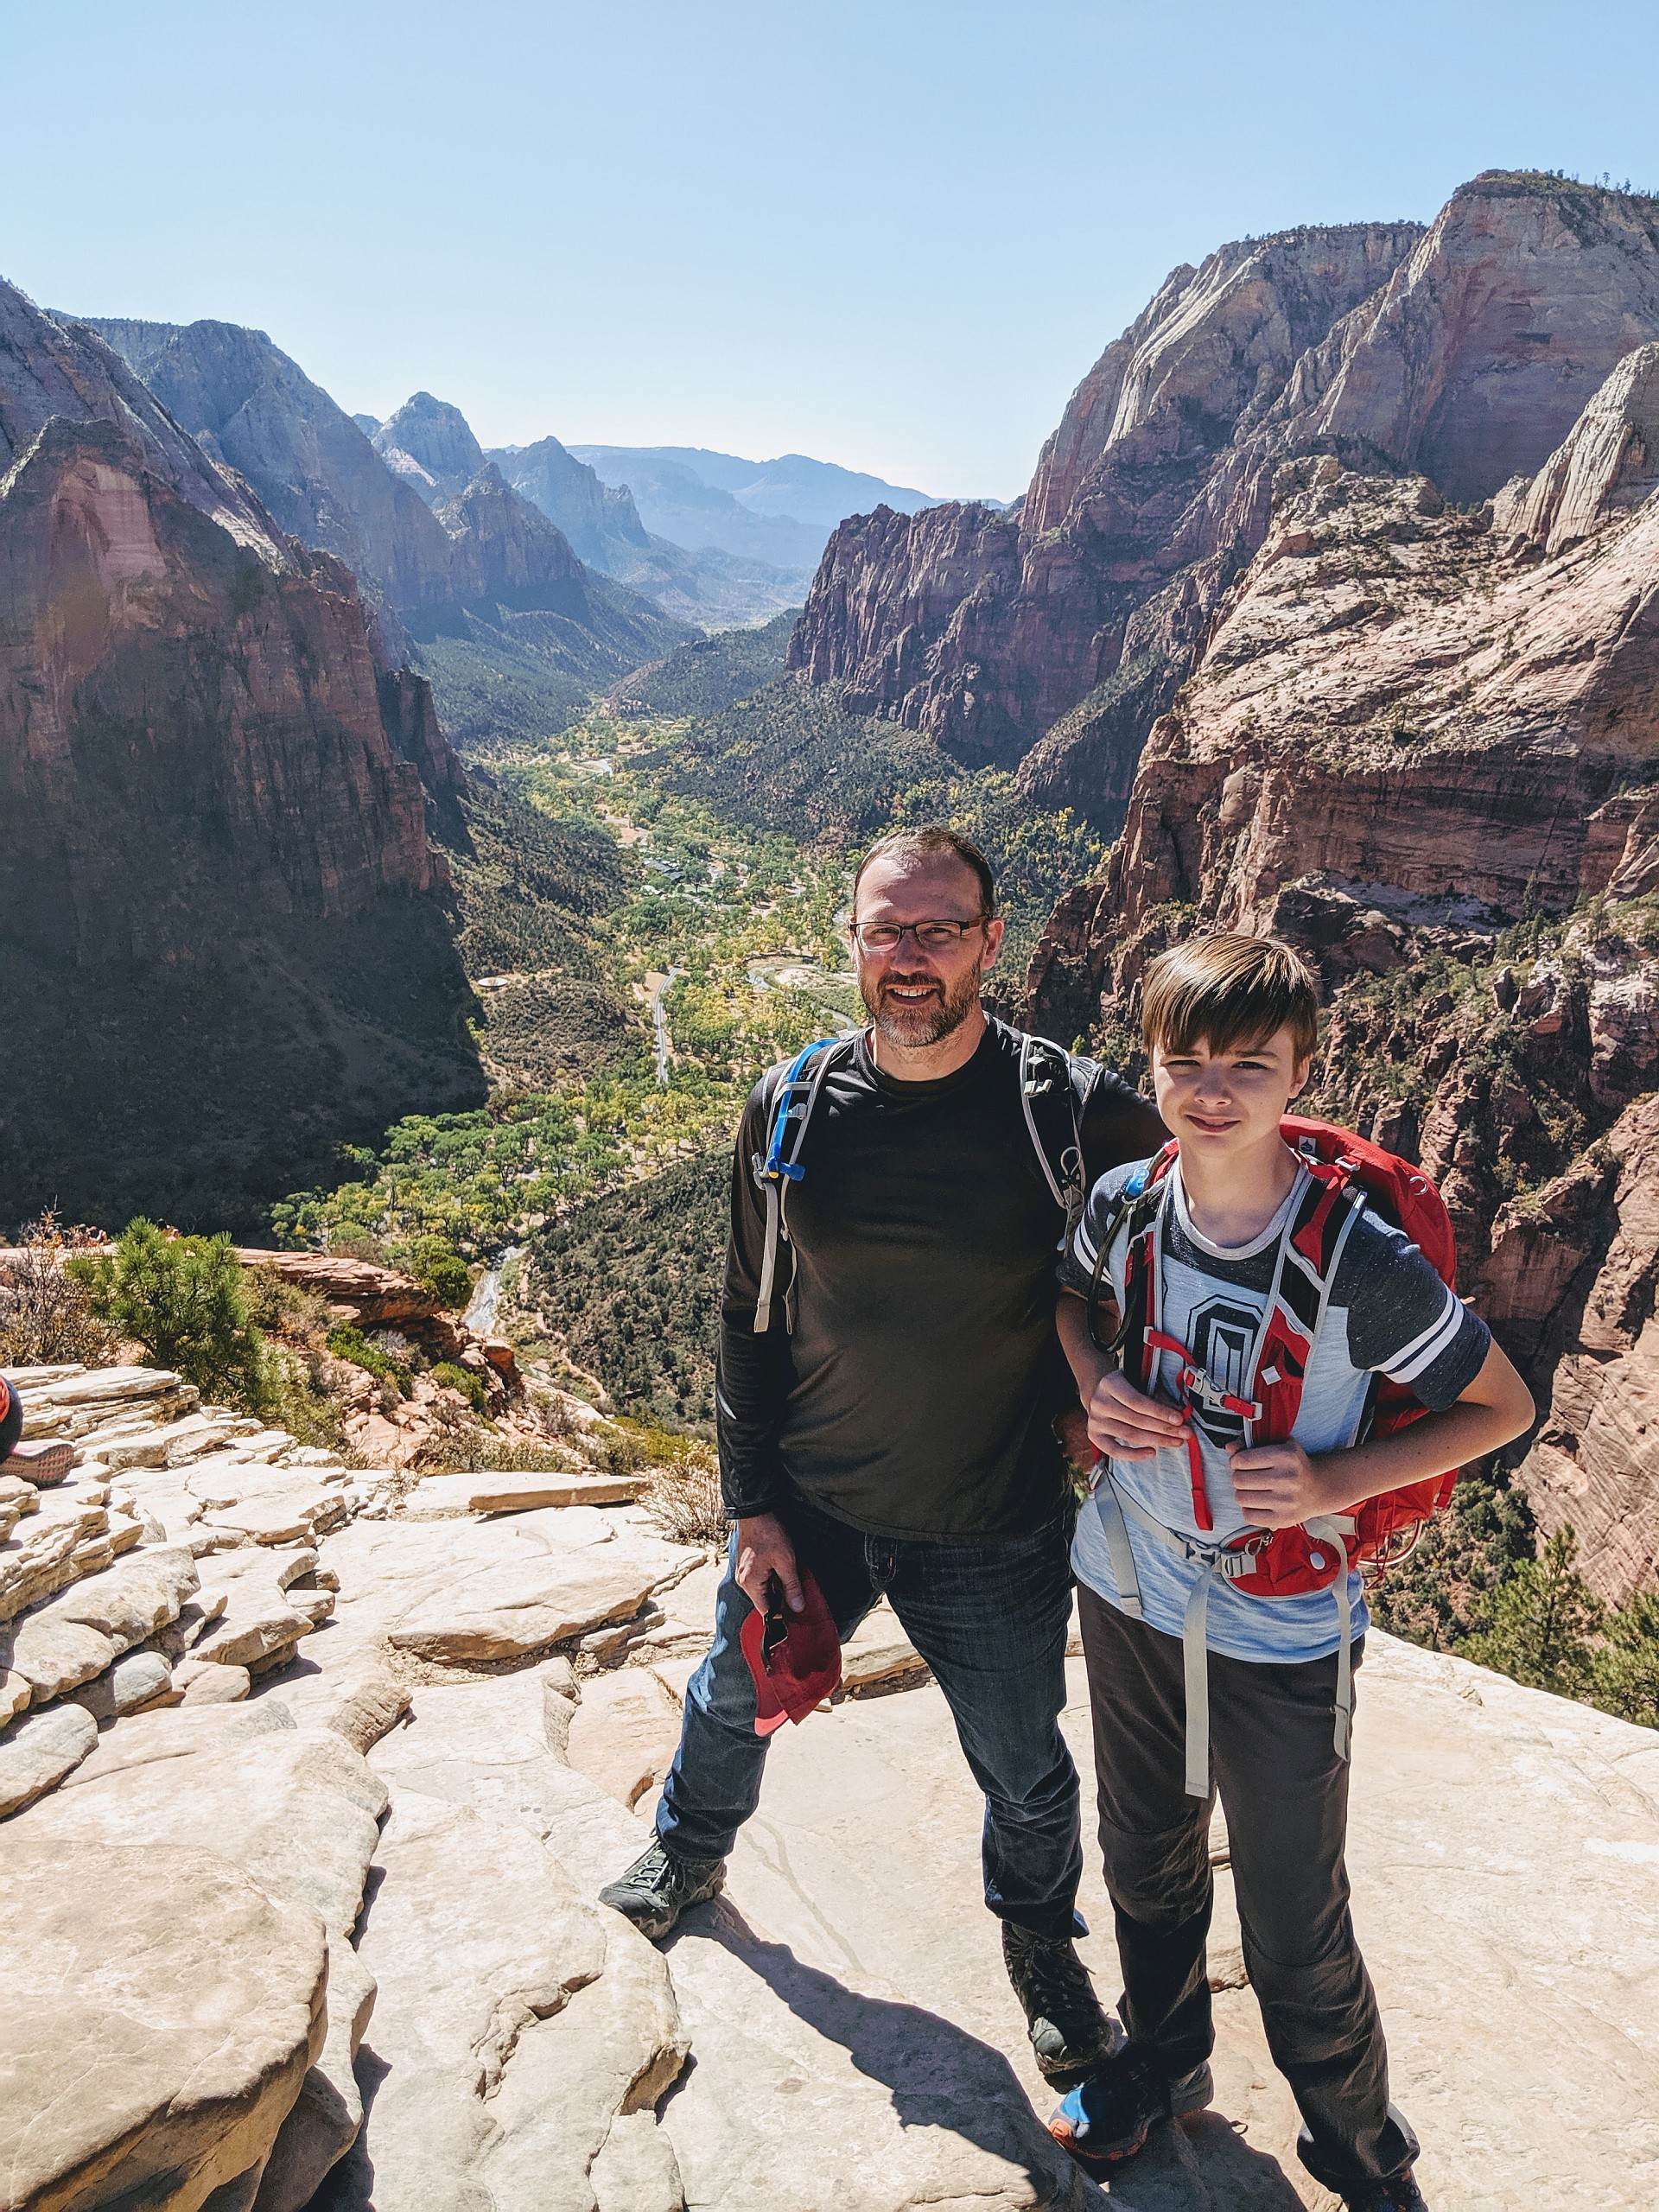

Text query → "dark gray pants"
[1077,1584,1418,2192]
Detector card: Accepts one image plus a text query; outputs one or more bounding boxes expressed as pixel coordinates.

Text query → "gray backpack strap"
[1019,1032,1090,1243]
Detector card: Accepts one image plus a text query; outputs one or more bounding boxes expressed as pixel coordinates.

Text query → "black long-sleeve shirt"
[715,1019,1165,1540]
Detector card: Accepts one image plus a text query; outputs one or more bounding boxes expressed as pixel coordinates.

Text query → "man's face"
[850,852,1004,1048]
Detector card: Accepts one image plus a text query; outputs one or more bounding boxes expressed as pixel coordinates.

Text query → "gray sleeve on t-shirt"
[1332,1207,1491,1411]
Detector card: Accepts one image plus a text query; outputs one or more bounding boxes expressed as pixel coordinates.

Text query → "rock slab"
[0,1836,327,2212]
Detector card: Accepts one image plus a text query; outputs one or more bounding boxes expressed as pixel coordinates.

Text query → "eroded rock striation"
[1027,332,1659,1601]
[792,175,1659,821]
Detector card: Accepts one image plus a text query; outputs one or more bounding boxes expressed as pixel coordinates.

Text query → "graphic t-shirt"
[1058,1155,1491,1662]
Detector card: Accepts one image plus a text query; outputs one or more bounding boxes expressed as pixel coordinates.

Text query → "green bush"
[69,1220,264,1408]
[1594,1587,1659,1729]
[431,1360,487,1413]
[1462,1525,1605,1699]
[405,1236,474,1311]
[325,1323,413,1398]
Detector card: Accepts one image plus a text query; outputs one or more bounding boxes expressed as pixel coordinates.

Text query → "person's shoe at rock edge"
[1047,2047,1214,2171]
[1341,2173,1432,2212]
[1001,1922,1123,2085]
[598,1840,726,1942]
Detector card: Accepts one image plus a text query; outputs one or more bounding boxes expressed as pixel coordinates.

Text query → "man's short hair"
[1141,933,1319,1064]
[852,826,996,917]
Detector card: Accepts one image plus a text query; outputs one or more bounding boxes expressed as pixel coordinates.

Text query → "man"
[601,825,1165,2083]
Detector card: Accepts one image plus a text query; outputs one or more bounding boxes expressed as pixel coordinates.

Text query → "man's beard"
[861,964,982,1048]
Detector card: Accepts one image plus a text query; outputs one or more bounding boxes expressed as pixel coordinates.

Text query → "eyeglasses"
[849,917,989,951]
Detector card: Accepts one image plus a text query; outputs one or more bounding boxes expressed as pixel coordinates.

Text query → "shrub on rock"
[68,1220,264,1408]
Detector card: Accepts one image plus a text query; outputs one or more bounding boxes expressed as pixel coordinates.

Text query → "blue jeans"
[656,1490,1084,1942]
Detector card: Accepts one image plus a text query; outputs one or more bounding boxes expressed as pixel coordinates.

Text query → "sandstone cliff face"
[0,283,480,1225]
[790,221,1422,780]
[79,318,461,621]
[785,499,1023,760]
[1261,175,1659,501]
[489,433,650,570]
[1027,346,1659,1599]
[372,390,488,504]
[792,175,1659,821]
[436,462,586,601]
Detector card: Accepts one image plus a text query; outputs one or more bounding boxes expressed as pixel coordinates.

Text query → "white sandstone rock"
[401,1468,646,1518]
[6,1613,117,1701]
[318,1784,688,2212]
[68,1649,176,1721]
[22,1719,386,2209]
[0,1835,327,2212]
[565,1664,685,1807]
[0,1702,98,1816]
[310,1509,696,1669]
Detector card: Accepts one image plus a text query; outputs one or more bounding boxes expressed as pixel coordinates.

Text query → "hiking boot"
[1048,2047,1214,2171]
[1342,2176,1431,2212]
[598,1840,727,1942]
[1001,1922,1123,2086]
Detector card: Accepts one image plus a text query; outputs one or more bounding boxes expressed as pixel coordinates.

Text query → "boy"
[1049,934,1534,2212]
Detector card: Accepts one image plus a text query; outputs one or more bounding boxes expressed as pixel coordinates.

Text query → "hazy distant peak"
[567,442,961,530]
[373,391,486,504]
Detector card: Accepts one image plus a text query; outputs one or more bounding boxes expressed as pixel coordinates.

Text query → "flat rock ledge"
[3,1393,1656,2210]
[0,1836,327,2212]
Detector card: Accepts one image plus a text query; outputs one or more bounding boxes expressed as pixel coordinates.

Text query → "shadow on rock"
[674,1897,1091,2200]
[302,2045,390,2209]
[1176,2112,1309,2209]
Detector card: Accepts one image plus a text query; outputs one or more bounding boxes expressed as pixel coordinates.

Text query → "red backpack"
[1084,1115,1459,1599]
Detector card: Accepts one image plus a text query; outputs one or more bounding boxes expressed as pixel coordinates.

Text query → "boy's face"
[1149,1023,1312,1162]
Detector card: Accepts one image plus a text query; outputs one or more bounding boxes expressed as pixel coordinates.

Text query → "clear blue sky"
[6,1,1658,498]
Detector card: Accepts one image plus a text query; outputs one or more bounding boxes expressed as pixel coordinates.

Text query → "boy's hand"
[1228,1440,1348,1528]
[1088,1370,1191,1460]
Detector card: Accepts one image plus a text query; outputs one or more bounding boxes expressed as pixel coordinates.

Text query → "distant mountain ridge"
[575,444,956,526]
[70,317,694,734]
[567,443,997,584]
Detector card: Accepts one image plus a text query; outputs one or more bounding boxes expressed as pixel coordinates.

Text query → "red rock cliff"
[791,175,1659,823]
[0,281,481,1228]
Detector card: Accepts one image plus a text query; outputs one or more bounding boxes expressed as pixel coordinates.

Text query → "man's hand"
[1086,1369,1191,1460]
[1227,1440,1349,1529]
[734,1512,804,1614]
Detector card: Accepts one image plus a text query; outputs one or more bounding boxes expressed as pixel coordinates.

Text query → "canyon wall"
[1026,342,1659,1600]
[791,175,1659,821]
[77,319,691,665]
[0,282,482,1227]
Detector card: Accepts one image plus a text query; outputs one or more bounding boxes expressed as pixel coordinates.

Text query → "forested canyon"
[6,161,1659,2212]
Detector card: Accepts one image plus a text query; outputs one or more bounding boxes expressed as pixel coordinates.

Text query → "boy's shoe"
[598,1840,726,1941]
[1342,2177,1430,2212]
[1001,1922,1123,2084]
[1047,2048,1214,2171]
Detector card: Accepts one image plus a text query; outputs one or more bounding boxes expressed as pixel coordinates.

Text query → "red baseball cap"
[740,1566,842,1735]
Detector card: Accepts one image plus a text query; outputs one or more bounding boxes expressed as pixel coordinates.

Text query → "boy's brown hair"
[1141,932,1319,1065]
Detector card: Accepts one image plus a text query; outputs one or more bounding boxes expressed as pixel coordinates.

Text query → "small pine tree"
[406,1236,473,1310]
[70,1220,264,1408]
[1594,1589,1659,1732]
[1463,1525,1606,1700]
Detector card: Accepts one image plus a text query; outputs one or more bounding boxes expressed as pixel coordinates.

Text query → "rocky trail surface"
[3,1357,1655,2209]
